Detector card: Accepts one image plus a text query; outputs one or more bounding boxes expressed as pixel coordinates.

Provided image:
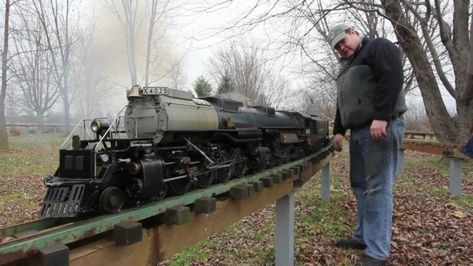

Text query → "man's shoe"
[359,254,387,266]
[334,239,366,249]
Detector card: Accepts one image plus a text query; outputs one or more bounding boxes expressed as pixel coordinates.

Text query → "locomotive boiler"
[40,85,329,218]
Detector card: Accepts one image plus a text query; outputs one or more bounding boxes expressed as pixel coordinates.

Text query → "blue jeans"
[349,118,405,260]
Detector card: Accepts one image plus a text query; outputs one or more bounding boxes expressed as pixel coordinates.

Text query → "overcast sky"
[83,1,269,89]
[73,1,456,115]
[76,0,302,113]
[163,1,285,89]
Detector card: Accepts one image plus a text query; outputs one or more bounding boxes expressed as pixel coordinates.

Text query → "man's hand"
[332,133,344,152]
[370,120,388,140]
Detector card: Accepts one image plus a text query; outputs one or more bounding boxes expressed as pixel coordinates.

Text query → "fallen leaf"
[452,210,466,219]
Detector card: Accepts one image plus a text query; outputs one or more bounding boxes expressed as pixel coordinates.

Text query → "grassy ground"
[0,133,61,225]
[1,135,472,265]
[163,149,473,265]
[0,133,60,178]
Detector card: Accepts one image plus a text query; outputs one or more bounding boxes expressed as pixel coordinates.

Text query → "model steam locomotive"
[40,85,330,218]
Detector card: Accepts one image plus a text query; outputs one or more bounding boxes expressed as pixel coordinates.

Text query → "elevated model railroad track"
[347,130,468,159]
[401,136,470,160]
[0,145,332,265]
[403,130,438,141]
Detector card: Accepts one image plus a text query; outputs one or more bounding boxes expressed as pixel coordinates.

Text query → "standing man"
[328,24,407,265]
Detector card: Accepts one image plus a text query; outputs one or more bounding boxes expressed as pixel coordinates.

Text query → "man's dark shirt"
[333,37,403,136]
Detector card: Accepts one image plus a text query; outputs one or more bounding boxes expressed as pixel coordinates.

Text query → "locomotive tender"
[41,85,329,218]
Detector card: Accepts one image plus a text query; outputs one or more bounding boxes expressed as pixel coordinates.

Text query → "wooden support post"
[302,163,310,181]
[244,184,256,197]
[308,162,314,177]
[282,170,291,180]
[260,177,274,188]
[298,166,304,179]
[312,160,318,176]
[449,158,462,196]
[230,186,250,199]
[275,192,294,266]
[272,174,283,184]
[113,222,143,246]
[290,167,299,179]
[38,244,69,266]
[193,198,217,214]
[249,181,264,192]
[165,206,190,225]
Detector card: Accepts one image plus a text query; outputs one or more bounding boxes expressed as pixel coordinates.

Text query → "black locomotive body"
[41,86,329,218]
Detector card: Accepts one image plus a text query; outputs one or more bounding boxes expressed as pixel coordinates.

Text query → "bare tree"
[299,80,338,118]
[10,7,60,123]
[403,100,431,132]
[204,0,472,143]
[169,59,186,90]
[279,0,416,117]
[144,0,170,86]
[208,41,291,108]
[198,1,413,116]
[104,0,139,85]
[32,0,79,131]
[72,26,111,119]
[378,0,473,143]
[105,0,173,86]
[0,0,12,150]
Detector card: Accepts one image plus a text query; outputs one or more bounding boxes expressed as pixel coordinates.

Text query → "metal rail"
[403,130,437,141]
[0,219,65,238]
[0,145,331,265]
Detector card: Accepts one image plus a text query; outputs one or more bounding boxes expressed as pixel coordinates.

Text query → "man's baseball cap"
[328,23,351,49]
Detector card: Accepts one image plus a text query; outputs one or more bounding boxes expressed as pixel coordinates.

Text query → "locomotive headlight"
[91,119,101,132]
[91,119,110,133]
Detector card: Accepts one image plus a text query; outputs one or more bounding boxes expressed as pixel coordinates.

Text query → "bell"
[127,84,143,99]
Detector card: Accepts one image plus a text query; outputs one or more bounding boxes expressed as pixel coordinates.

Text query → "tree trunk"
[456,103,473,141]
[127,24,137,85]
[63,100,71,134]
[63,72,71,133]
[0,104,7,150]
[381,0,460,143]
[124,2,137,85]
[0,0,11,150]
[144,3,154,87]
[464,4,473,135]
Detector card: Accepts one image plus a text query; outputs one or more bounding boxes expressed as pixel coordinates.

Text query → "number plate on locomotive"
[142,87,169,95]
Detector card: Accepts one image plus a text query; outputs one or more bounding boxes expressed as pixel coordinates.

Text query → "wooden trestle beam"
[69,155,332,266]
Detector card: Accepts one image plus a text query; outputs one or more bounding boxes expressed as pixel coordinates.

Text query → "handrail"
[60,121,85,150]
[94,106,127,152]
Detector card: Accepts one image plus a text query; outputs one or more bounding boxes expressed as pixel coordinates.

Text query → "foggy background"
[1,0,467,144]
